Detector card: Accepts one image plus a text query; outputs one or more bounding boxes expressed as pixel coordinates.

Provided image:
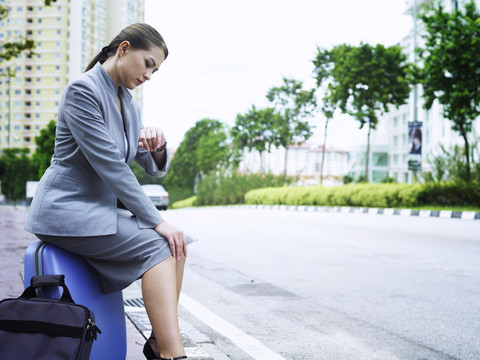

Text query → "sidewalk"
[0,207,213,360]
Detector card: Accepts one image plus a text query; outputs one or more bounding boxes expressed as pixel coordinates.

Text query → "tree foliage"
[313,43,410,181]
[266,78,316,182]
[415,0,480,182]
[231,106,283,173]
[0,148,35,202]
[31,120,56,179]
[231,105,282,153]
[163,118,230,193]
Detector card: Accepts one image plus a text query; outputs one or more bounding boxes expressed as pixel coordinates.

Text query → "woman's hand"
[138,127,165,152]
[154,221,187,260]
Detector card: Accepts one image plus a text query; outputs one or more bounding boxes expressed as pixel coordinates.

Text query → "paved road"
[163,207,480,360]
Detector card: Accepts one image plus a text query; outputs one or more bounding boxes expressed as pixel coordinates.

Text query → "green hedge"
[195,171,294,206]
[245,181,480,208]
[171,196,198,209]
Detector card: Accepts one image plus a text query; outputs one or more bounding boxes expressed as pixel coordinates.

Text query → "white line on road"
[179,292,286,360]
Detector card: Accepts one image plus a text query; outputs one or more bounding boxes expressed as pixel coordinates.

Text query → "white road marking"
[179,293,286,360]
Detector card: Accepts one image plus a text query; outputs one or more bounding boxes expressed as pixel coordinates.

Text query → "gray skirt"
[35,208,195,293]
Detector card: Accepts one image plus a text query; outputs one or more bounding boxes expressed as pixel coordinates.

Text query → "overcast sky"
[142,0,413,150]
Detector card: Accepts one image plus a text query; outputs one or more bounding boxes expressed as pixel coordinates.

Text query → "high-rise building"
[0,0,145,152]
[382,0,480,183]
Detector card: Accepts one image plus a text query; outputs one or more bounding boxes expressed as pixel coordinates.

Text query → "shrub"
[171,196,198,209]
[245,182,478,208]
[195,171,293,206]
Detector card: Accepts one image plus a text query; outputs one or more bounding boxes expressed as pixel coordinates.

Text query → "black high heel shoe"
[143,335,187,360]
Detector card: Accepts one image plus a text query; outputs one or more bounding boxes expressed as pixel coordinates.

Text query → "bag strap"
[20,274,75,303]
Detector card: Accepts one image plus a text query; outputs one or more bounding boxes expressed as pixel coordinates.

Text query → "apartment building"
[0,0,145,152]
[382,0,480,183]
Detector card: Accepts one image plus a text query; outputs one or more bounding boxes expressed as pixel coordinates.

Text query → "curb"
[123,282,214,360]
[225,204,480,220]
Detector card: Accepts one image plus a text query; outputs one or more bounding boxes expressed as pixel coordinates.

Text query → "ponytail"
[84,46,113,72]
[84,23,168,73]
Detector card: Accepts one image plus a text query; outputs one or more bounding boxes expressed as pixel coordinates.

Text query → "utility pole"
[413,0,418,126]
[408,0,422,183]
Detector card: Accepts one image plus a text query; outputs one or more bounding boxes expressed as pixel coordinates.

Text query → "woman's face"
[117,44,165,90]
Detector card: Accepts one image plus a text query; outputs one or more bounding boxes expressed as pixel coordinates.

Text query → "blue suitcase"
[24,241,127,360]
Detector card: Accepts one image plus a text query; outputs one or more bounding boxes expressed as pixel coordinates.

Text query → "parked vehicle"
[141,184,169,210]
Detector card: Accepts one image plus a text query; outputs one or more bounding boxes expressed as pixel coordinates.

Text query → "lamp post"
[413,0,418,125]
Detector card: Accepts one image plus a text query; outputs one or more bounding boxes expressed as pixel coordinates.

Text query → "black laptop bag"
[0,274,101,360]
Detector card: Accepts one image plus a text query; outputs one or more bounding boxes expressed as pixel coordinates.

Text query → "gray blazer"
[25,63,169,236]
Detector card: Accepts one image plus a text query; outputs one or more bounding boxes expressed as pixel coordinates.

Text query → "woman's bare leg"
[176,255,186,302]
[142,256,186,358]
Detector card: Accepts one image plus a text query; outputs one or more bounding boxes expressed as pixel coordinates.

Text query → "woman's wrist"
[154,140,167,153]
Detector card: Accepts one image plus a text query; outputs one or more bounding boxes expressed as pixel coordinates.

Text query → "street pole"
[412,0,419,183]
[413,0,418,126]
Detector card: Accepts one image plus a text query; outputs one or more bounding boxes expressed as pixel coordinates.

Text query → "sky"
[143,0,413,151]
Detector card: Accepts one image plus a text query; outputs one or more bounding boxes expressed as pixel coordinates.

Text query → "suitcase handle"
[20,274,75,303]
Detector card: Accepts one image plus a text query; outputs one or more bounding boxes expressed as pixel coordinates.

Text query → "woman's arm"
[63,80,163,228]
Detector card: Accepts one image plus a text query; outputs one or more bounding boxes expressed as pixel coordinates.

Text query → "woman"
[24,23,191,360]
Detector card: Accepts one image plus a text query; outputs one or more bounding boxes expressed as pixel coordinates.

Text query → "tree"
[415,0,480,182]
[313,43,410,182]
[0,148,35,202]
[163,118,230,195]
[230,105,282,173]
[266,78,316,183]
[311,50,336,185]
[0,1,57,62]
[31,120,56,179]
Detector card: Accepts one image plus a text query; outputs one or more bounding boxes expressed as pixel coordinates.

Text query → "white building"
[0,0,145,152]
[381,0,480,183]
[239,144,349,186]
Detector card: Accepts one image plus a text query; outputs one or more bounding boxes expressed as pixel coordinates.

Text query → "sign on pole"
[408,121,422,171]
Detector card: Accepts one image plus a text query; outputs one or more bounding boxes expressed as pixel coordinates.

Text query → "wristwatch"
[155,141,167,152]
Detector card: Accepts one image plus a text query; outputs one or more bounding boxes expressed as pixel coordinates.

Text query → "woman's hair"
[84,23,168,72]
[410,126,422,141]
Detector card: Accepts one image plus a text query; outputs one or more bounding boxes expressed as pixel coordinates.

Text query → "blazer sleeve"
[62,79,164,229]
[133,105,171,177]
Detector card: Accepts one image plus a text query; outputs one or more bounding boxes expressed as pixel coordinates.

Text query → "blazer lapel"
[119,87,137,165]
